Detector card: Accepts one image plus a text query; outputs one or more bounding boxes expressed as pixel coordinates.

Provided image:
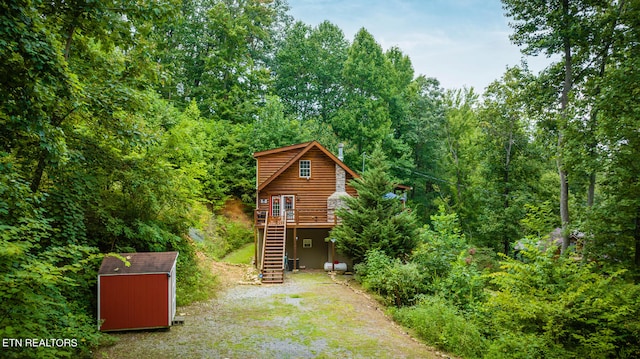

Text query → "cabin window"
[299,160,311,178]
[271,196,280,216]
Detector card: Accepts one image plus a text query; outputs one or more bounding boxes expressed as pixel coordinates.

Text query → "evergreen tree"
[330,147,418,263]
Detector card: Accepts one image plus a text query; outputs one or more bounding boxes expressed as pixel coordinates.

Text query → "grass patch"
[392,295,486,359]
[176,250,220,306]
[196,212,254,260]
[222,242,255,264]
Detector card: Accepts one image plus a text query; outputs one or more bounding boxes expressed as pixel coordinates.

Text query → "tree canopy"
[2,0,640,356]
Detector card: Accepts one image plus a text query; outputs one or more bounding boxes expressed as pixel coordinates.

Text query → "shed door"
[99,274,169,331]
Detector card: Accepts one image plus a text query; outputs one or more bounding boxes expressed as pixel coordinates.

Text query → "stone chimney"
[327,143,350,223]
[335,143,345,193]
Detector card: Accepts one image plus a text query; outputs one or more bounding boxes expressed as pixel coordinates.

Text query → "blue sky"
[287,0,552,91]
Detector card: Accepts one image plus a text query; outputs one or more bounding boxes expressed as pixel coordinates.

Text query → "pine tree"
[330,147,418,263]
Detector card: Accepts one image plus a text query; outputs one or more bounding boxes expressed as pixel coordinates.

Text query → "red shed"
[98,251,178,331]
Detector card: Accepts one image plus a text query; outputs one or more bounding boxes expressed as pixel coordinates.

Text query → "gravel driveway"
[94,267,447,359]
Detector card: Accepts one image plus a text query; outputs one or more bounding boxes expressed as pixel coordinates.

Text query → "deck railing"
[254,208,339,226]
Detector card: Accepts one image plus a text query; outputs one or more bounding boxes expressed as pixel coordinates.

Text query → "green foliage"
[354,249,426,307]
[410,207,492,311]
[392,296,486,359]
[520,200,558,238]
[439,88,481,226]
[251,95,313,152]
[473,66,547,254]
[412,207,468,282]
[274,20,349,124]
[435,249,490,312]
[217,218,254,257]
[0,159,112,358]
[1,1,206,356]
[484,331,567,359]
[482,246,640,358]
[585,49,640,267]
[397,76,447,220]
[155,0,275,122]
[330,147,419,263]
[199,216,254,260]
[175,236,219,306]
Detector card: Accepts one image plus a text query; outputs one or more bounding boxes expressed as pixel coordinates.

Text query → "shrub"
[392,296,486,359]
[484,331,568,359]
[481,245,640,358]
[221,219,254,253]
[355,249,426,307]
[200,215,253,259]
[435,248,489,312]
[174,237,219,306]
[412,207,468,284]
[0,163,113,358]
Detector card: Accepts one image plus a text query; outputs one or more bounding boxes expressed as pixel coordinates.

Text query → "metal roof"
[98,252,178,275]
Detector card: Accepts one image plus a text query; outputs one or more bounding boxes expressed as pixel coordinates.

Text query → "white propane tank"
[324,262,347,272]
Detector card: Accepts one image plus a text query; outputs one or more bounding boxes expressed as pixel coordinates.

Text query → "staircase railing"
[281,215,287,270]
[260,216,268,272]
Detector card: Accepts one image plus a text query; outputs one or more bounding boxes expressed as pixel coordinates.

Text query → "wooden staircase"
[261,218,286,284]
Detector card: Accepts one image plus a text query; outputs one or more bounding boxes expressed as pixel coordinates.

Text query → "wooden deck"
[254,209,339,229]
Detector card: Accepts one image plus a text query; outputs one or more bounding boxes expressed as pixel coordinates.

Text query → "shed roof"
[98,252,178,275]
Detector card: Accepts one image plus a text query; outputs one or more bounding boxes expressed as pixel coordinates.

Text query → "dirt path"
[94,265,449,359]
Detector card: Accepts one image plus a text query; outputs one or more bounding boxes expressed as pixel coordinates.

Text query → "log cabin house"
[253,141,358,283]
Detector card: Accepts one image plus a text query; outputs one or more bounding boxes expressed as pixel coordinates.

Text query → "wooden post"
[332,242,335,271]
[331,238,336,271]
[254,227,258,269]
[293,227,298,271]
[260,217,268,272]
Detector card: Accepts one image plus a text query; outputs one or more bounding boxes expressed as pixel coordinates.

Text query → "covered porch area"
[254,221,351,272]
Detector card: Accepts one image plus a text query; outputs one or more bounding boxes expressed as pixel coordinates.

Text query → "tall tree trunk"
[559,0,573,254]
[585,1,623,208]
[635,207,640,267]
[30,112,69,193]
[587,172,596,207]
[559,163,570,252]
[503,126,514,255]
[30,150,48,193]
[503,173,510,255]
[30,20,77,193]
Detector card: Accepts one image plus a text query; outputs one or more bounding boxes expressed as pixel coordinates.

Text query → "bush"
[174,237,219,306]
[221,219,254,254]
[484,331,568,359]
[392,296,486,359]
[355,249,426,307]
[200,215,254,259]
[412,207,468,284]
[435,248,489,312]
[481,245,640,358]
[0,163,113,358]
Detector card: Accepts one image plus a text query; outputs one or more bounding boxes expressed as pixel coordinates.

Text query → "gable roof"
[254,141,359,191]
[98,252,178,275]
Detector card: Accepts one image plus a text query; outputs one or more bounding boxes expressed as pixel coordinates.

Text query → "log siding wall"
[256,147,357,216]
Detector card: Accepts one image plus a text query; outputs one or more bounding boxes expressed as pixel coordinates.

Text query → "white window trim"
[299,160,311,178]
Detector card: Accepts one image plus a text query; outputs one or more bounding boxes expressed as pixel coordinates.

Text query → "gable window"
[299,160,311,178]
